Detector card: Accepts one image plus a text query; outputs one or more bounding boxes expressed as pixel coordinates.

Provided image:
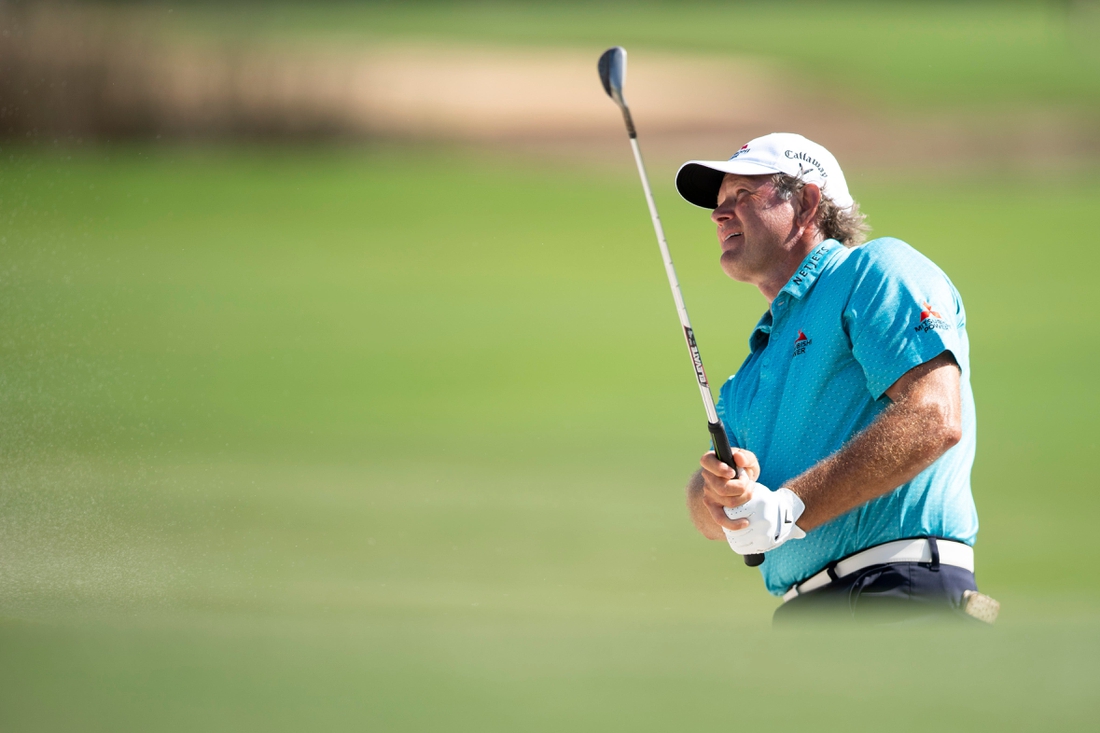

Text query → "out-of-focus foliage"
[160,0,1100,110]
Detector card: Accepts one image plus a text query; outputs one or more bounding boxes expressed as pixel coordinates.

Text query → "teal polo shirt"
[715,237,978,596]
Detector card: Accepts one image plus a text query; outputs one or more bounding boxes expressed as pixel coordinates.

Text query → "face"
[710,174,799,284]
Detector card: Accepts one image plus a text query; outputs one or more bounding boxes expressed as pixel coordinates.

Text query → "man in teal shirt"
[676,133,994,623]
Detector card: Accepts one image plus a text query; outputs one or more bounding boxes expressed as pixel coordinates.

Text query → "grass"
[0,142,1098,730]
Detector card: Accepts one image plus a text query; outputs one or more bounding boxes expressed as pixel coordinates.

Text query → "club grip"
[708,420,735,468]
[707,421,765,568]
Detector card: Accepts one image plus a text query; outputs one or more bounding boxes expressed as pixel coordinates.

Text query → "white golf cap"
[675,132,854,211]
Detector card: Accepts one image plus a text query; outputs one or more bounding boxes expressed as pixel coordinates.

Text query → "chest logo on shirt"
[915,300,951,333]
[792,330,813,356]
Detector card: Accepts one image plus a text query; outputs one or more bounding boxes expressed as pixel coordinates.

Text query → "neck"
[758,234,826,303]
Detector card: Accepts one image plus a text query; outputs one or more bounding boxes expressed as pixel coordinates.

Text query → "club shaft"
[626,128,765,569]
[606,58,763,568]
[627,137,720,426]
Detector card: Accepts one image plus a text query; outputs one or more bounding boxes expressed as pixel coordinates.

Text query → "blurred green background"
[2,2,1099,731]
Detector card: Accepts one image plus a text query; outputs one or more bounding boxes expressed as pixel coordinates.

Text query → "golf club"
[597,47,764,568]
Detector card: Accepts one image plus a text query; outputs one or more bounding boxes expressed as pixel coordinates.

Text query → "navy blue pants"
[772,561,979,626]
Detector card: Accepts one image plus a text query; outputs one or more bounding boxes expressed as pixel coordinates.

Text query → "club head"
[598,46,627,108]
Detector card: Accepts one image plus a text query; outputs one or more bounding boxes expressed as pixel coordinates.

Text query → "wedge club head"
[598,46,628,108]
[598,46,635,137]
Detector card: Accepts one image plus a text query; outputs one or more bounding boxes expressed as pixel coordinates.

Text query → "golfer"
[676,133,994,623]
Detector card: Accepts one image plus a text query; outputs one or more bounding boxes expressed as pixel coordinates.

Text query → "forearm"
[686,469,725,540]
[789,391,960,531]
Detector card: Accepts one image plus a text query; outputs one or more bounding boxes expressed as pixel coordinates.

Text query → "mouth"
[720,231,743,250]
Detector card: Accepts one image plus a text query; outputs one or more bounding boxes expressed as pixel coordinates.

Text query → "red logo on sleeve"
[915,300,950,333]
[919,301,942,322]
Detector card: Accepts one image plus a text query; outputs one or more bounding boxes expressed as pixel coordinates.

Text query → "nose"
[711,203,734,226]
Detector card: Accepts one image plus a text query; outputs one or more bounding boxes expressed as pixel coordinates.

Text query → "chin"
[720,252,748,282]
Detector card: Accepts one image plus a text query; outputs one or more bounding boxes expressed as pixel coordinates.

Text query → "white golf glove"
[722,484,807,555]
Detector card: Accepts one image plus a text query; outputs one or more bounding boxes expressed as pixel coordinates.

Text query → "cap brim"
[674,160,782,209]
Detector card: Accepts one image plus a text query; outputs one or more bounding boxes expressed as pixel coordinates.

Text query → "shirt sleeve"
[714,376,741,450]
[842,241,965,400]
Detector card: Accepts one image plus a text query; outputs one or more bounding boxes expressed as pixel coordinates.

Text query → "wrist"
[777,487,808,539]
[781,484,813,530]
[777,487,806,522]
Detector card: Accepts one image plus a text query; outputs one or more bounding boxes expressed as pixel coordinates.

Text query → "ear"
[795,183,822,230]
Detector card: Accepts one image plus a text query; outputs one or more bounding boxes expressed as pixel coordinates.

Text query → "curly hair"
[770,173,871,247]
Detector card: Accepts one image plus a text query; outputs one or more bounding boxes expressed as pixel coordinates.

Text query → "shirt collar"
[778,239,844,301]
[746,239,844,353]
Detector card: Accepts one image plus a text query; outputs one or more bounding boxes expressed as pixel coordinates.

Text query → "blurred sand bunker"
[0,8,781,140]
[2,6,1097,168]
